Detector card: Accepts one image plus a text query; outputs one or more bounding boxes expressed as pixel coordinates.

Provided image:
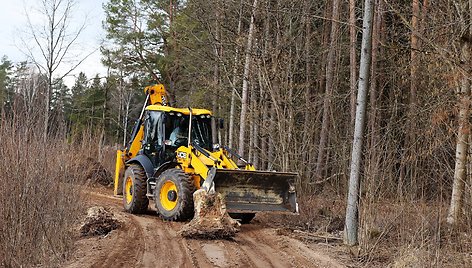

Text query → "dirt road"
[66,190,347,268]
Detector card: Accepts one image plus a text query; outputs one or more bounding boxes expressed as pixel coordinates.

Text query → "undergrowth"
[0,111,110,267]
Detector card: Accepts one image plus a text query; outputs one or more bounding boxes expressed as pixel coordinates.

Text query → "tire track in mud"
[237,226,343,268]
[66,190,346,268]
[184,238,238,268]
[66,213,143,268]
[90,216,143,268]
[132,215,194,267]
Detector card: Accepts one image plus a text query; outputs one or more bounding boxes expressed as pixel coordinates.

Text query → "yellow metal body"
[128,125,144,158]
[146,105,211,115]
[113,125,144,195]
[175,145,255,186]
[114,150,125,195]
[145,84,170,106]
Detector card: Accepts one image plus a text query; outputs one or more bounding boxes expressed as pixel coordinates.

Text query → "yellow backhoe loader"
[114,84,298,226]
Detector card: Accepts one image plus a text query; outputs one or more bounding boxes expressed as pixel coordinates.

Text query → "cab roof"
[146,105,212,115]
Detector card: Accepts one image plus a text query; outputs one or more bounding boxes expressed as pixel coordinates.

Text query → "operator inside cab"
[164,113,212,151]
[168,123,188,147]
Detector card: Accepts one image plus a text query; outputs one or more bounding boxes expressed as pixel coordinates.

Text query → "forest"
[1,0,472,267]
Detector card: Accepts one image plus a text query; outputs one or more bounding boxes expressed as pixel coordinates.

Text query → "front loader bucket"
[212,169,299,214]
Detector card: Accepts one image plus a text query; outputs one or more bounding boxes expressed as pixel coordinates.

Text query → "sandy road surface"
[65,191,347,268]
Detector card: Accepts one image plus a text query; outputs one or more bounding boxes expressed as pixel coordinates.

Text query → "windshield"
[165,113,213,151]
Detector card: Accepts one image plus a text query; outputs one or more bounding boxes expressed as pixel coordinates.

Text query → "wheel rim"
[160,180,178,211]
[125,176,133,204]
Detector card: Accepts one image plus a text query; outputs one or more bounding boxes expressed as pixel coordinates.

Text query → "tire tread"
[123,164,149,214]
[155,168,196,221]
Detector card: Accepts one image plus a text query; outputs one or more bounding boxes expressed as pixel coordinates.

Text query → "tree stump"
[179,189,240,239]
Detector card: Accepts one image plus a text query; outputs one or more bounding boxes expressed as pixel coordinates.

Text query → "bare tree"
[345,0,375,246]
[447,56,471,225]
[238,0,258,157]
[21,0,87,141]
[349,0,357,130]
[447,0,472,224]
[228,0,244,149]
[315,0,340,180]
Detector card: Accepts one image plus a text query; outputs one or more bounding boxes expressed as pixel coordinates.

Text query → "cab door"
[143,111,164,167]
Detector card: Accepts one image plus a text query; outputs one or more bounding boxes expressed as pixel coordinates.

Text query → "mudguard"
[126,155,154,179]
[212,169,299,213]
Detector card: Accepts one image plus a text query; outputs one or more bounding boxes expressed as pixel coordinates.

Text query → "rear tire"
[123,164,149,214]
[155,168,195,221]
[229,213,256,224]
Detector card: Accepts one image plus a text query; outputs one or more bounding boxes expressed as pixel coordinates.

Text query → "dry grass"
[258,188,346,234]
[357,199,472,267]
[260,188,472,267]
[0,112,109,267]
[99,145,119,177]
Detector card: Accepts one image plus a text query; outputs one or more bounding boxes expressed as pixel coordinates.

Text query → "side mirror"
[218,118,224,129]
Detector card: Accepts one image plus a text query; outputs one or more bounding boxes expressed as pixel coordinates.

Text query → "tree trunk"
[447,33,472,225]
[123,91,132,146]
[447,69,470,225]
[408,0,421,197]
[367,0,382,188]
[345,0,375,246]
[249,85,254,162]
[285,21,294,172]
[410,0,419,109]
[303,0,313,183]
[259,68,268,170]
[253,103,259,168]
[228,0,244,149]
[267,103,275,170]
[238,0,258,158]
[315,0,340,180]
[213,6,221,146]
[116,74,123,142]
[99,79,109,161]
[349,0,357,132]
[43,78,51,142]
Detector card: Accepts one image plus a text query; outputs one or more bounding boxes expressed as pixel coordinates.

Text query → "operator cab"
[164,112,213,150]
[142,108,213,168]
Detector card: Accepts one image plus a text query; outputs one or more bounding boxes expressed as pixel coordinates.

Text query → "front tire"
[123,164,149,214]
[155,168,195,221]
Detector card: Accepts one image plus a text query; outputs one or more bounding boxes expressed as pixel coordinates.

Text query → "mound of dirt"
[81,157,112,186]
[179,190,240,239]
[80,206,121,236]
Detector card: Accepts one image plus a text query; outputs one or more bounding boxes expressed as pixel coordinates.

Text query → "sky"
[0,0,108,87]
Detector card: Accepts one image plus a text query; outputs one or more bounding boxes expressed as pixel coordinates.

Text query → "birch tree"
[238,0,258,158]
[349,0,357,130]
[447,0,472,224]
[345,0,375,246]
[228,0,244,149]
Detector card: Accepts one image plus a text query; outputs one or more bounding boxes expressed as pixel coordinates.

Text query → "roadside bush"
[0,112,89,267]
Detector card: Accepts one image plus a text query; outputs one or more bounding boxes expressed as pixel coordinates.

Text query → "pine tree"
[0,56,13,110]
